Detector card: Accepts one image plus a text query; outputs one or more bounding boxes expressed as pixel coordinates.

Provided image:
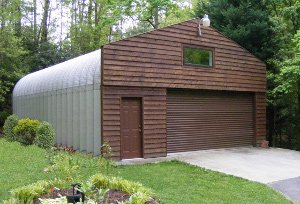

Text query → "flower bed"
[3,174,160,204]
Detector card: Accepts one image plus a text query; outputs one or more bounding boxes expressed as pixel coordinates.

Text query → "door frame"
[120,97,144,159]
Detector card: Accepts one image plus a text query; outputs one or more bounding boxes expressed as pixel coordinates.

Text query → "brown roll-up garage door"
[167,90,254,153]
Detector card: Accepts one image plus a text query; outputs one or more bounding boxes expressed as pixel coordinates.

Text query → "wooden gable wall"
[102,19,266,93]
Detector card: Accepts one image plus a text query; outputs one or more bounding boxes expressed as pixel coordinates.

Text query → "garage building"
[13,18,266,160]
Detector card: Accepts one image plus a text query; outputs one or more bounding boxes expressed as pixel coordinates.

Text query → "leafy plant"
[89,174,153,203]
[34,122,55,149]
[94,188,109,203]
[3,114,18,141]
[79,185,109,204]
[101,142,113,159]
[12,180,50,204]
[46,153,80,182]
[13,118,40,145]
[118,192,151,204]
[100,142,116,175]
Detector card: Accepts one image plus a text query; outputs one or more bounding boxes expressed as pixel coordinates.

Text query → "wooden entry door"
[121,98,143,159]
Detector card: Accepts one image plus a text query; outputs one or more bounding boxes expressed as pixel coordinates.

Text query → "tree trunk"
[267,105,274,147]
[40,0,50,43]
[33,0,37,45]
[297,79,300,149]
[108,26,112,43]
[1,0,6,32]
[94,0,98,26]
[15,1,22,37]
[74,0,78,39]
[153,6,159,29]
[298,80,300,117]
[87,0,92,25]
[60,0,63,46]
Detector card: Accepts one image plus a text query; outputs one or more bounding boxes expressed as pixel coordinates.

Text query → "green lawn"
[0,139,292,204]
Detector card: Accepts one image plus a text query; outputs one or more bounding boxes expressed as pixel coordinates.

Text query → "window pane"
[183,47,213,67]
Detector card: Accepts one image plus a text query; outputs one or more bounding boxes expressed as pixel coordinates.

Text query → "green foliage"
[34,122,55,149]
[3,115,19,141]
[78,186,109,204]
[127,192,151,204]
[89,174,152,198]
[0,29,27,104]
[0,24,27,123]
[24,42,76,73]
[12,180,50,204]
[45,153,80,182]
[274,30,300,96]
[125,0,185,29]
[270,30,300,149]
[10,179,65,204]
[13,118,40,145]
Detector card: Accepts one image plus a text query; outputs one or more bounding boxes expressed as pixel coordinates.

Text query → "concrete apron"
[119,147,300,203]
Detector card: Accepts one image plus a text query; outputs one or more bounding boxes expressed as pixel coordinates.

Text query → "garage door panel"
[167,90,254,153]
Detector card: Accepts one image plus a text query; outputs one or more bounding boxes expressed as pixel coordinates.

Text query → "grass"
[0,138,292,204]
[0,139,101,200]
[116,161,291,204]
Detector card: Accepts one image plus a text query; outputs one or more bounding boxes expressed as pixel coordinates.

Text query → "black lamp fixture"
[66,183,85,203]
[198,14,211,36]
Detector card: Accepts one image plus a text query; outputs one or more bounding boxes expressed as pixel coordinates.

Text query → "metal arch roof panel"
[13,49,101,97]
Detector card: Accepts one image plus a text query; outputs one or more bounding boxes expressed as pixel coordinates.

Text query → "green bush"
[34,122,55,149]
[3,114,19,141]
[13,118,40,145]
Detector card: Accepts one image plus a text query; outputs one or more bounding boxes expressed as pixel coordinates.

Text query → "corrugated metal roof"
[13,49,101,97]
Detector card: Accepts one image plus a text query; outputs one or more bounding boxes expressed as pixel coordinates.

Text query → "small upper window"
[183,47,213,67]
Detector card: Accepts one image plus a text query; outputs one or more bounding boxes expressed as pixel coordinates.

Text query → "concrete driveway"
[169,147,300,203]
[170,147,300,184]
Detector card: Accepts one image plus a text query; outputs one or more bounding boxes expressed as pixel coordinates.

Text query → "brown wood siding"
[167,90,254,153]
[101,18,266,158]
[103,19,266,93]
[255,92,266,145]
[102,86,167,160]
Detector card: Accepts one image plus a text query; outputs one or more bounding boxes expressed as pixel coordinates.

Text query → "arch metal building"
[13,50,101,155]
[13,19,266,160]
